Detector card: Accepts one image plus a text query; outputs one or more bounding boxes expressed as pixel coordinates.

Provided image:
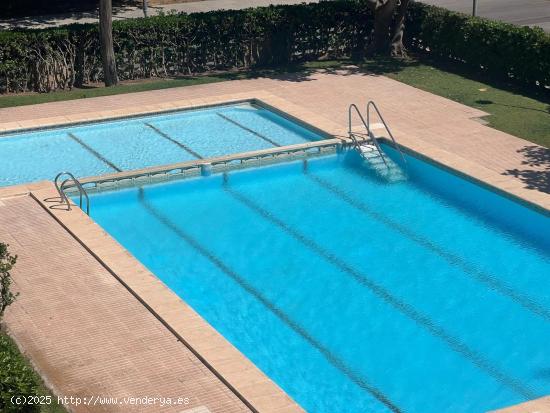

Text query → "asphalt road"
[419,0,550,31]
[0,0,319,29]
[0,0,548,31]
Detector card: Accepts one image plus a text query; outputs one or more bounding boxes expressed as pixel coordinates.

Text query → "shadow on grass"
[236,56,419,83]
[411,54,550,105]
[280,53,550,107]
[476,99,550,114]
[504,145,550,194]
[172,64,321,83]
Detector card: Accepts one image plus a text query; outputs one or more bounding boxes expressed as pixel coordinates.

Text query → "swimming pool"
[87,145,550,413]
[0,102,324,187]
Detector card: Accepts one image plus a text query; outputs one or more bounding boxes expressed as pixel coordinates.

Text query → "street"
[419,0,550,31]
[0,0,548,31]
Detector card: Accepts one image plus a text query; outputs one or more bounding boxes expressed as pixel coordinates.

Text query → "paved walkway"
[421,0,550,31]
[1,70,548,205]
[0,194,251,413]
[0,0,318,30]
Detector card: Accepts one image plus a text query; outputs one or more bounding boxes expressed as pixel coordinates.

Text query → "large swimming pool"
[0,102,323,187]
[88,145,550,413]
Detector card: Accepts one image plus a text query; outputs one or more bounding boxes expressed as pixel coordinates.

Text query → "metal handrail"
[366,101,407,165]
[348,103,388,167]
[54,172,90,215]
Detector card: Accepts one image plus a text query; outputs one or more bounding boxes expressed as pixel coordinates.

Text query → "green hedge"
[0,1,548,93]
[0,333,40,413]
[0,2,373,93]
[406,2,550,88]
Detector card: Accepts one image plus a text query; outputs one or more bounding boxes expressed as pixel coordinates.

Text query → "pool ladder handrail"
[366,100,407,165]
[348,103,388,167]
[54,172,90,215]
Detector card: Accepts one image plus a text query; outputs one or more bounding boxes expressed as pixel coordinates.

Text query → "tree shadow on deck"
[504,146,550,194]
[476,99,550,115]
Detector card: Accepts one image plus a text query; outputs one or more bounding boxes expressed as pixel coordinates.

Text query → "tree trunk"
[99,0,118,87]
[390,0,410,57]
[143,0,148,17]
[367,0,398,55]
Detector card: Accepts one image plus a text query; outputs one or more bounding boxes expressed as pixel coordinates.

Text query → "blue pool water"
[88,146,550,413]
[0,103,323,187]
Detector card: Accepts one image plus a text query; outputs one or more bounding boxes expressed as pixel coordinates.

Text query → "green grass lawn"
[358,58,550,148]
[0,57,548,147]
[0,72,249,109]
[0,331,66,413]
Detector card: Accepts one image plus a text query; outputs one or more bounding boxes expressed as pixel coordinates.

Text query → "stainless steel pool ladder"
[54,172,90,215]
[348,103,388,167]
[348,101,407,166]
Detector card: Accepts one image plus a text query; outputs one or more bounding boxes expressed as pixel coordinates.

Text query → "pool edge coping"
[0,90,547,213]
[12,163,550,413]
[0,92,344,138]
[2,178,548,413]
[377,137,550,217]
[25,181,305,413]
[0,94,549,413]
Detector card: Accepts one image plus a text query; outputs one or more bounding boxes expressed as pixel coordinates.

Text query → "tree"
[99,0,118,86]
[365,0,411,57]
[0,243,17,319]
[143,0,149,17]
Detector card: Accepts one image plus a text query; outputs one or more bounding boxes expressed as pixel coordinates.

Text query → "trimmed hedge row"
[0,2,373,93]
[406,2,550,89]
[0,1,548,94]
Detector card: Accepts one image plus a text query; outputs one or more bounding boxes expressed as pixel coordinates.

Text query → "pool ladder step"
[348,101,407,181]
[54,172,90,215]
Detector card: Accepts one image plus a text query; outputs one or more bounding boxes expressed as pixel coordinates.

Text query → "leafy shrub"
[0,2,373,93]
[0,244,40,413]
[0,1,548,93]
[406,2,550,88]
[0,333,40,413]
[0,243,17,319]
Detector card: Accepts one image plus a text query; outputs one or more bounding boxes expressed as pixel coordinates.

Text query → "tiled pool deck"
[1,71,549,412]
[0,192,255,413]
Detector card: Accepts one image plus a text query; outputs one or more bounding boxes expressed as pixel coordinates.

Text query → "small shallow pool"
[88,145,550,413]
[0,102,323,187]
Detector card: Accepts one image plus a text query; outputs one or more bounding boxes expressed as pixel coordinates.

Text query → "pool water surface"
[88,146,550,413]
[0,102,323,187]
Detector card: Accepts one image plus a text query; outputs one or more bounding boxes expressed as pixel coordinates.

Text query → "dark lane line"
[216,113,282,147]
[144,123,204,159]
[67,133,122,172]
[306,170,550,323]
[225,182,536,400]
[136,188,402,413]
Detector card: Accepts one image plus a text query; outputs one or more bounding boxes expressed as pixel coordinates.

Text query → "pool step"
[348,101,408,183]
[358,143,406,182]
